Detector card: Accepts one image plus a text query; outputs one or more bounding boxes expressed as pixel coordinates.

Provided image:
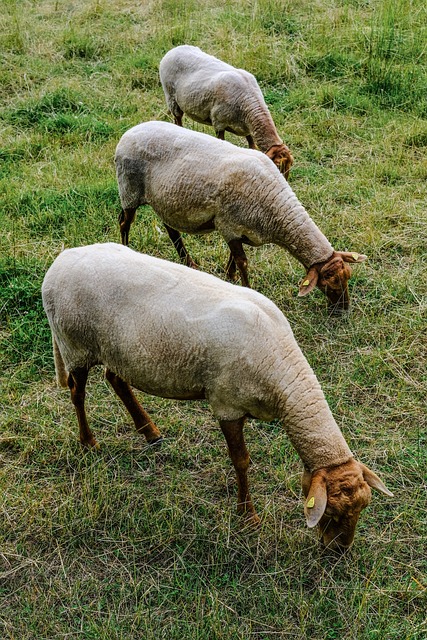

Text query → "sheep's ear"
[338,251,368,264]
[298,267,318,297]
[304,476,328,528]
[361,463,394,497]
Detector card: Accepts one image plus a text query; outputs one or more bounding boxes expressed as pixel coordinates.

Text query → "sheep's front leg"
[68,367,98,448]
[105,369,163,444]
[219,418,260,525]
[164,224,198,269]
[118,208,136,246]
[227,239,250,288]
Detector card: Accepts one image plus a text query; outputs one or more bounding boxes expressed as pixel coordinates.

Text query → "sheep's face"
[266,144,294,180]
[298,251,367,313]
[316,256,352,313]
[302,459,393,551]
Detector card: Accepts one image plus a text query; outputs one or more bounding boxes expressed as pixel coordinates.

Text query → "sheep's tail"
[53,337,69,388]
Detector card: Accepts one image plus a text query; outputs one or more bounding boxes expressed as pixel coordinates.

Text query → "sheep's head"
[298,251,367,313]
[302,459,393,551]
[266,144,294,180]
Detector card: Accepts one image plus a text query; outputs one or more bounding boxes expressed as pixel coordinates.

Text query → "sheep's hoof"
[148,436,164,447]
[244,512,261,528]
[238,507,261,528]
[81,438,100,449]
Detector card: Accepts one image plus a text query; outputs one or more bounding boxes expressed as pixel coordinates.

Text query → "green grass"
[1,0,426,638]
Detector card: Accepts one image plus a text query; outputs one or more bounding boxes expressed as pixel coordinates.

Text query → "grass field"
[1,0,426,638]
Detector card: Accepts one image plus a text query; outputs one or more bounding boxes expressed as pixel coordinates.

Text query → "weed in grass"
[4,88,87,126]
[1,0,26,54]
[0,256,51,372]
[306,51,362,80]
[363,0,427,114]
[62,31,106,61]
[405,126,427,149]
[2,88,116,142]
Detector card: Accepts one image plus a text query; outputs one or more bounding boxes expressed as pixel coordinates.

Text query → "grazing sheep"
[115,121,366,313]
[42,243,392,550]
[159,45,293,179]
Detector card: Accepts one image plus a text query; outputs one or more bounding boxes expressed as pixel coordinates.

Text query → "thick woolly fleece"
[115,121,333,269]
[159,44,283,153]
[42,243,353,472]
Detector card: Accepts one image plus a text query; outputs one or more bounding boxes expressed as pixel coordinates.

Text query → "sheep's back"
[42,243,295,418]
[160,46,263,134]
[115,122,276,231]
[160,45,238,87]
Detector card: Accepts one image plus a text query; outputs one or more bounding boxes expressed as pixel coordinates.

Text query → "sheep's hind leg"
[164,224,198,269]
[219,417,260,525]
[171,103,184,127]
[105,369,163,444]
[119,208,136,246]
[68,367,98,448]
[246,135,256,149]
[174,113,183,127]
[225,253,238,282]
[227,239,250,287]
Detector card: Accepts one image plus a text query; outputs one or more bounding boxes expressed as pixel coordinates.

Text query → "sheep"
[159,45,293,179]
[42,242,392,550]
[115,121,367,313]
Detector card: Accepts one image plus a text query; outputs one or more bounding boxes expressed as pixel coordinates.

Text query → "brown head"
[266,144,294,180]
[302,459,393,551]
[298,251,367,313]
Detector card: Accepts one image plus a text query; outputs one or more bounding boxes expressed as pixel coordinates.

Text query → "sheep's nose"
[326,287,350,314]
[321,538,351,553]
[328,302,350,316]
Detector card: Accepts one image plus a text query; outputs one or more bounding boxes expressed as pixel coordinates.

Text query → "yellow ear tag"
[302,279,310,286]
[351,252,359,261]
[307,496,315,508]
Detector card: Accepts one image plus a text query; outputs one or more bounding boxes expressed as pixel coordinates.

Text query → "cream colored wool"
[42,243,352,472]
[159,44,287,154]
[115,121,333,269]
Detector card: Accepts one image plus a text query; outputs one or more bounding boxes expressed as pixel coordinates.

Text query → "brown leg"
[68,367,98,448]
[105,369,162,444]
[172,105,184,127]
[219,417,260,524]
[225,252,237,282]
[216,130,225,140]
[246,135,256,149]
[119,208,136,246]
[164,224,198,269]
[227,239,250,287]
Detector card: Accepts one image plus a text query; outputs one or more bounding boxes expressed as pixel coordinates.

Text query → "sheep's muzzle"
[267,144,294,181]
[317,257,352,313]
[317,512,362,551]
